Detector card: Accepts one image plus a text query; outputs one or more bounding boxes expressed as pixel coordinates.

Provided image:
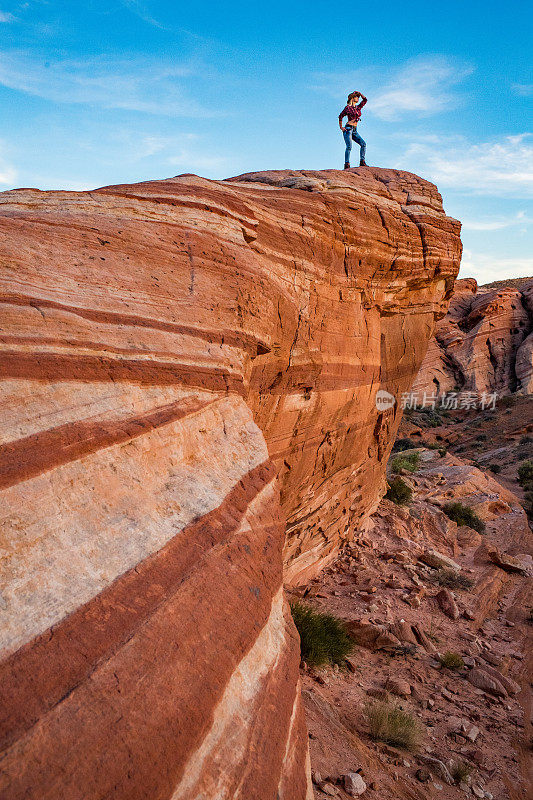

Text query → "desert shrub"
[524,488,533,517]
[519,435,532,445]
[414,408,443,428]
[391,452,421,474]
[393,439,447,457]
[439,651,464,669]
[451,761,473,783]
[432,568,474,590]
[499,395,515,408]
[518,461,533,516]
[290,602,353,667]
[489,463,502,473]
[364,700,423,751]
[385,477,412,506]
[442,502,485,534]
[518,460,533,487]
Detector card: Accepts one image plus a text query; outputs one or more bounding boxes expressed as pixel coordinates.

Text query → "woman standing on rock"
[339,91,367,169]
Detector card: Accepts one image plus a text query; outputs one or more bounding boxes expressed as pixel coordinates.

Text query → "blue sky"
[0,0,531,284]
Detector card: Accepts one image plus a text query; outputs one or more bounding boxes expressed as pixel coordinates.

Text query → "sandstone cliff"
[0,168,461,799]
[413,277,533,398]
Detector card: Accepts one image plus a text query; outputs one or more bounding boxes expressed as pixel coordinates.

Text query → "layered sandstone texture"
[0,167,461,800]
[413,277,533,398]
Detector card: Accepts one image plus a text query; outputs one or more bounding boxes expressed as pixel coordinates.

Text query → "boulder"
[390,620,419,645]
[385,677,412,698]
[343,772,367,796]
[417,755,454,785]
[420,549,461,572]
[488,549,531,575]
[412,624,438,653]
[345,620,402,652]
[468,668,508,697]
[436,588,460,619]
[476,664,520,696]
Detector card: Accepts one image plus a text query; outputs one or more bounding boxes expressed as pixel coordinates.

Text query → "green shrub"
[442,502,485,534]
[391,452,421,474]
[432,568,474,590]
[405,407,443,427]
[439,651,464,669]
[385,477,412,506]
[451,761,473,783]
[517,461,533,516]
[518,460,533,487]
[417,410,442,428]
[364,700,423,751]
[524,488,533,517]
[393,438,447,457]
[489,463,502,473]
[499,395,515,408]
[290,602,353,667]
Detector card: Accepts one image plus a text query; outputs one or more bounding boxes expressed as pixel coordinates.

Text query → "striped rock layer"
[0,168,461,799]
[413,277,533,398]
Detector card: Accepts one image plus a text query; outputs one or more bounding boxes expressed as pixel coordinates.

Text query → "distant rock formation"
[0,168,461,799]
[413,277,533,397]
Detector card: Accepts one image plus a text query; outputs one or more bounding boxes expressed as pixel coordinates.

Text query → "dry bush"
[364,700,424,751]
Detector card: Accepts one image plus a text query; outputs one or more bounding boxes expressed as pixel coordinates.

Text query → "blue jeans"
[343,125,366,163]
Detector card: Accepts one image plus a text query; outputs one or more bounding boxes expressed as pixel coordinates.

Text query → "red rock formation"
[413,277,533,397]
[0,168,461,799]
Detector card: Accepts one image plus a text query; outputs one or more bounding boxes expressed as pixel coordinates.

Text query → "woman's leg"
[343,127,352,164]
[352,130,366,162]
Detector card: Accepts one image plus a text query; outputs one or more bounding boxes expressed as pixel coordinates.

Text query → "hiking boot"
[359,159,367,167]
[343,162,350,170]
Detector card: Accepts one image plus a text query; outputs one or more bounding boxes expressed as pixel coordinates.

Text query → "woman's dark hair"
[347,91,360,102]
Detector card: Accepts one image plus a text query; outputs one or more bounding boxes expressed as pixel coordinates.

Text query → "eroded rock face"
[0,168,461,799]
[413,277,533,397]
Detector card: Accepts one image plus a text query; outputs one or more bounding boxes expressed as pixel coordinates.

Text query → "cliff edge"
[0,167,461,799]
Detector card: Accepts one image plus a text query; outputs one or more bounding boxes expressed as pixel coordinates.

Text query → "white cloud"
[0,11,15,22]
[0,140,16,185]
[461,210,532,231]
[371,56,473,120]
[459,249,533,284]
[0,164,17,184]
[168,149,233,172]
[400,133,533,197]
[512,83,533,96]
[311,55,473,121]
[0,50,209,116]
[120,0,165,29]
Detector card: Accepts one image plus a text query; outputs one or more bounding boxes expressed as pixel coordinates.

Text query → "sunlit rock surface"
[413,277,533,398]
[0,167,461,799]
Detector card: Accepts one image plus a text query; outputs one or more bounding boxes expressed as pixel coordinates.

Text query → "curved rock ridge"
[0,167,461,799]
[413,277,533,397]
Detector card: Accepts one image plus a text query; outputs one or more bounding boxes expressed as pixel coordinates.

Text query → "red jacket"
[339,98,367,124]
